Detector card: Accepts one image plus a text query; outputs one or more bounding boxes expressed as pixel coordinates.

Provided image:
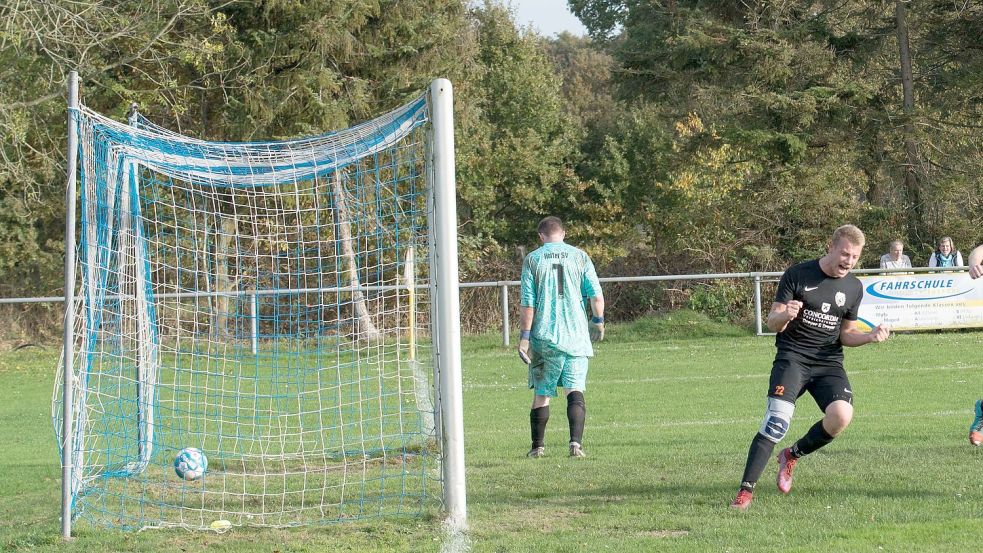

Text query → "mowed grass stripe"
[3,315,983,552]
[466,363,980,389]
[462,323,983,552]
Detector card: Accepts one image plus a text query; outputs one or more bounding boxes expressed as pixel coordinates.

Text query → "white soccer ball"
[174,447,208,481]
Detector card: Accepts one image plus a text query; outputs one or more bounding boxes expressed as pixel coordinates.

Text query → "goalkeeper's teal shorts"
[528,344,588,397]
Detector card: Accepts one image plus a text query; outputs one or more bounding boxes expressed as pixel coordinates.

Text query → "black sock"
[740,433,777,491]
[530,406,549,448]
[566,391,586,444]
[790,420,835,458]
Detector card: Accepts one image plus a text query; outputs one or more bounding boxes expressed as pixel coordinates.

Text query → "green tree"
[543,33,638,259]
[0,0,474,298]
[0,0,228,295]
[454,2,588,274]
[568,0,982,269]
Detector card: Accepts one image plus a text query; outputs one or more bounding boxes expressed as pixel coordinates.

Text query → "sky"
[509,0,588,37]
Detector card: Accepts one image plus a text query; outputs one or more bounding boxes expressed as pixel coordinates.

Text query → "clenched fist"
[785,300,803,321]
[868,324,890,343]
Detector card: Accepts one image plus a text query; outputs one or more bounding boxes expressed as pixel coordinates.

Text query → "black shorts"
[767,353,853,411]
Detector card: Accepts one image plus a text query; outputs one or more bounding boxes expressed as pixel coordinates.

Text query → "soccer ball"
[174,447,208,481]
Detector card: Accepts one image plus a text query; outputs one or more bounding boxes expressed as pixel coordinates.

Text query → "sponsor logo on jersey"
[804,285,819,291]
[835,291,846,307]
[800,308,840,331]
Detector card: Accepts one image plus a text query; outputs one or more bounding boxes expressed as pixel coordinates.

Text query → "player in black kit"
[731,225,891,510]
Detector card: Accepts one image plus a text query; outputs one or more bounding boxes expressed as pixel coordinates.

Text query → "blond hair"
[832,224,865,247]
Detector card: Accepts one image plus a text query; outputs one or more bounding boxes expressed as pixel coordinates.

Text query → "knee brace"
[758,397,795,443]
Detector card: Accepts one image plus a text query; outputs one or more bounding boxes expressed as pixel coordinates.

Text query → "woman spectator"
[928,236,963,268]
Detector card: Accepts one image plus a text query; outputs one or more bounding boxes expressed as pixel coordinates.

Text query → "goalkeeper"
[518,216,604,459]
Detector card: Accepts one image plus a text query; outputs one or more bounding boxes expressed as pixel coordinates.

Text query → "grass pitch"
[4,311,983,552]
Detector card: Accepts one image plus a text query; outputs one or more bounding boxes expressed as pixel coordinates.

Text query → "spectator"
[879,240,912,270]
[928,236,963,268]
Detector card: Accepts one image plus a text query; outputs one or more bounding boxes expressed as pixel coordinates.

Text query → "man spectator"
[879,240,912,269]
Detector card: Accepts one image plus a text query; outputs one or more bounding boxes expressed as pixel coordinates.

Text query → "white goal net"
[54,79,464,531]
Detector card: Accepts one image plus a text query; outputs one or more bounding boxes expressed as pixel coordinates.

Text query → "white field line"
[465,362,980,390]
[440,517,470,553]
[476,409,969,434]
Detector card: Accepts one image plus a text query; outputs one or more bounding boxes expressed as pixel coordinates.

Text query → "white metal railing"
[0,266,971,348]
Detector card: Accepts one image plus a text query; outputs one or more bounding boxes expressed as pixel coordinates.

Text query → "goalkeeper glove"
[589,316,605,342]
[518,329,531,364]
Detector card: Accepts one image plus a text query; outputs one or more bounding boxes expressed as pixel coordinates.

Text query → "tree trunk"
[896,0,924,240]
[212,214,236,339]
[331,171,382,341]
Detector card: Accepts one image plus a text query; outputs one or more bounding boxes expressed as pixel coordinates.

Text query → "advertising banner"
[856,272,983,331]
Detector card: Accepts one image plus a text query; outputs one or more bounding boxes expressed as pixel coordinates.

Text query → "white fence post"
[501,284,510,347]
[754,274,763,336]
[250,292,259,355]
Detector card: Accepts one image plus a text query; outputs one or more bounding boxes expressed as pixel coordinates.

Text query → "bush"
[687,279,754,323]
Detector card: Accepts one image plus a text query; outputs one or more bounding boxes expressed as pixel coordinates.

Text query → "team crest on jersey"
[821,302,831,313]
[835,291,846,307]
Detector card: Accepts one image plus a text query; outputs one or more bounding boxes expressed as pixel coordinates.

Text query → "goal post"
[429,79,466,526]
[61,70,80,540]
[55,74,465,534]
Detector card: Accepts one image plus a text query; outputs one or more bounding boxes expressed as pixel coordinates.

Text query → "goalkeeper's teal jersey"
[520,241,602,357]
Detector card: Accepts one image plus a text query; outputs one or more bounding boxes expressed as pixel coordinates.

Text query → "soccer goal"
[54,72,465,535]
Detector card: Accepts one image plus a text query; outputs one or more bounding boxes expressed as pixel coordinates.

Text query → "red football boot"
[776,447,798,494]
[730,489,753,511]
[970,399,983,446]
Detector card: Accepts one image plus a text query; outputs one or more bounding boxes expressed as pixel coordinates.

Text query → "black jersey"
[774,259,864,361]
